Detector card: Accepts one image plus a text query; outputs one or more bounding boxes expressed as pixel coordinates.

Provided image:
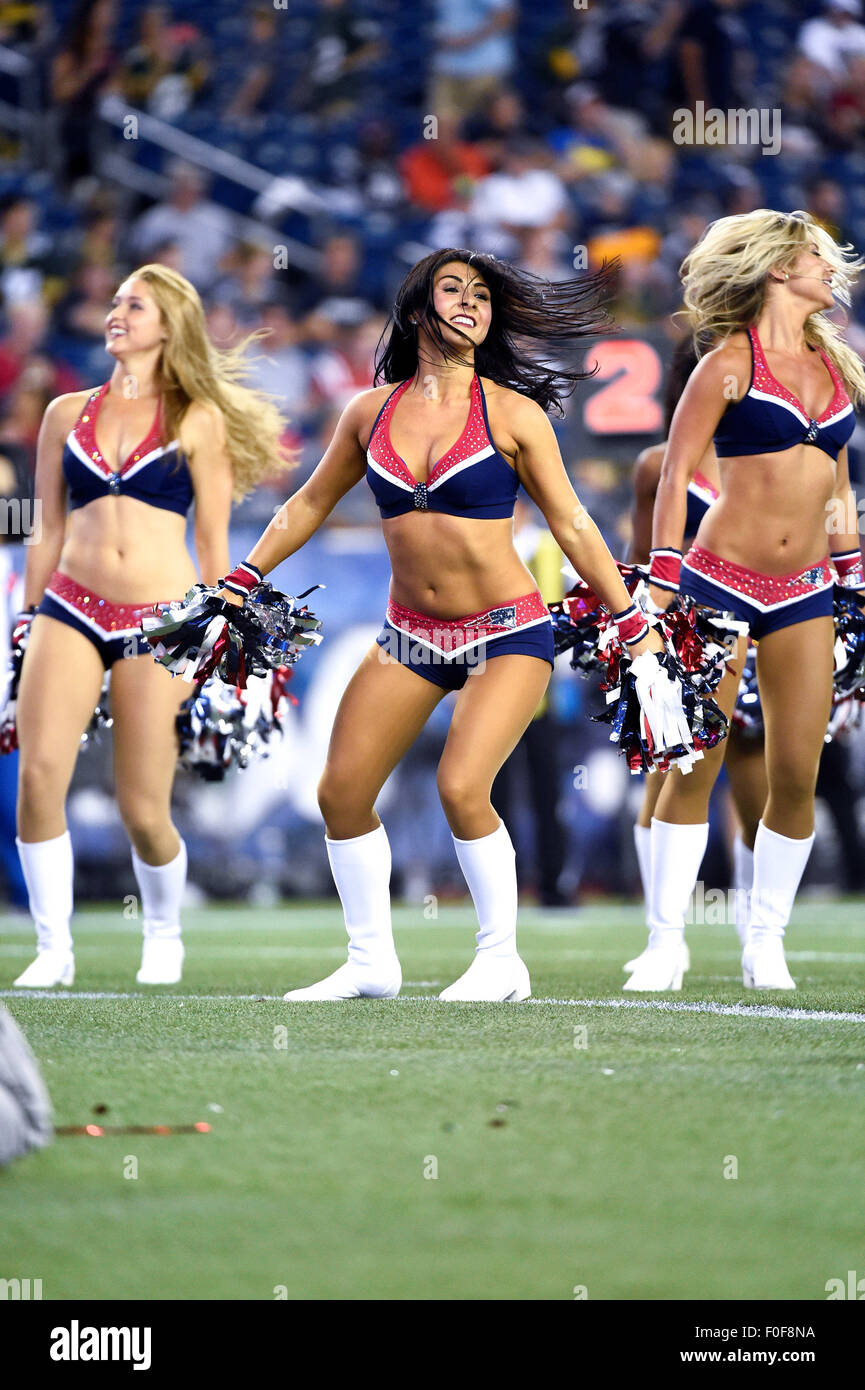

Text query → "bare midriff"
[382,511,539,618]
[58,498,197,603]
[693,442,837,573]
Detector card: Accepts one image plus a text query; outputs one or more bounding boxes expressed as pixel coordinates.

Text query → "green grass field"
[2,901,864,1301]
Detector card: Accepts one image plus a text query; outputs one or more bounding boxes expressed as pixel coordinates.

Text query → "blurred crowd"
[1,0,865,534]
[0,0,864,902]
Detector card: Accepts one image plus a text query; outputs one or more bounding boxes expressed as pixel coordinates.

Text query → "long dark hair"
[374,248,617,416]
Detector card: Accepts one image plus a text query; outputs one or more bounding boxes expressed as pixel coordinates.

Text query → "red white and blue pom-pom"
[0,607,36,754]
[551,565,745,773]
[142,581,323,688]
[730,645,762,736]
[596,646,730,775]
[832,585,865,700]
[826,695,863,742]
[0,692,19,754]
[80,681,112,750]
[176,666,296,781]
[550,562,646,673]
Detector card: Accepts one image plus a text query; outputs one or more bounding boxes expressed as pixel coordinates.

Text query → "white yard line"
[531,997,865,1023]
[1,990,863,1022]
[786,951,865,963]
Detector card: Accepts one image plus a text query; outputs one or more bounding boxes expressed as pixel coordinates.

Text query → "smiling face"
[779,239,836,310]
[104,277,167,358]
[429,260,492,352]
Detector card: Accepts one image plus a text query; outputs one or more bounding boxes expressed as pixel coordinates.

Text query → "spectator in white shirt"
[798,0,865,82]
[131,160,233,292]
[469,138,570,258]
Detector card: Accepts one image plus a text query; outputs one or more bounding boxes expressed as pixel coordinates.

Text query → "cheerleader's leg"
[435,649,552,1002]
[285,641,449,1000]
[13,615,106,987]
[624,768,689,971]
[623,631,747,991]
[743,615,833,989]
[725,727,767,947]
[110,643,190,985]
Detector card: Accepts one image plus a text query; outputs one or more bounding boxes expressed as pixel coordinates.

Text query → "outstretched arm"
[511,395,660,655]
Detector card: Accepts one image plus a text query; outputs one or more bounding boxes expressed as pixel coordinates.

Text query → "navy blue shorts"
[376,590,555,691]
[681,546,834,641]
[37,570,156,669]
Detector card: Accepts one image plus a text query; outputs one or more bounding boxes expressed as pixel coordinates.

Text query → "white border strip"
[532,996,865,1022]
[1,990,862,1021]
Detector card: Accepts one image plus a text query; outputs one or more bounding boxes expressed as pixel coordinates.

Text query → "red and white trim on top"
[687,470,720,506]
[367,374,496,493]
[747,326,853,429]
[68,384,180,481]
[682,545,833,612]
[385,589,550,658]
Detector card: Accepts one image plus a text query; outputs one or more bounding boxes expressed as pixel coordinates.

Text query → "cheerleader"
[633,209,865,992]
[221,248,667,1002]
[11,265,287,988]
[628,337,768,975]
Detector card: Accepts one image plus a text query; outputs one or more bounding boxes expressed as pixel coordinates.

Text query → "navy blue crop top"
[63,383,194,516]
[366,373,519,520]
[713,326,854,462]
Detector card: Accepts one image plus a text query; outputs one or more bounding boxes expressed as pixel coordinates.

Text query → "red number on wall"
[583,339,664,435]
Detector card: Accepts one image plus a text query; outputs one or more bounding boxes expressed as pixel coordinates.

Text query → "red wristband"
[613,602,649,647]
[834,550,865,590]
[222,561,263,597]
[649,548,682,593]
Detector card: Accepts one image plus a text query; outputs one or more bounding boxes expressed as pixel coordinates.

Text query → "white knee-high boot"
[624,820,693,972]
[284,823,401,1001]
[13,832,75,987]
[742,820,813,990]
[440,820,530,1002]
[623,818,708,991]
[732,834,754,948]
[132,840,187,985]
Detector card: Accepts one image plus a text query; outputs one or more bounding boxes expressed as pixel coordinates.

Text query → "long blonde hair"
[680,209,865,406]
[132,263,293,498]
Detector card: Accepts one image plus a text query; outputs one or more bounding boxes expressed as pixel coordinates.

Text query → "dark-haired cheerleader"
[222,248,670,1002]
